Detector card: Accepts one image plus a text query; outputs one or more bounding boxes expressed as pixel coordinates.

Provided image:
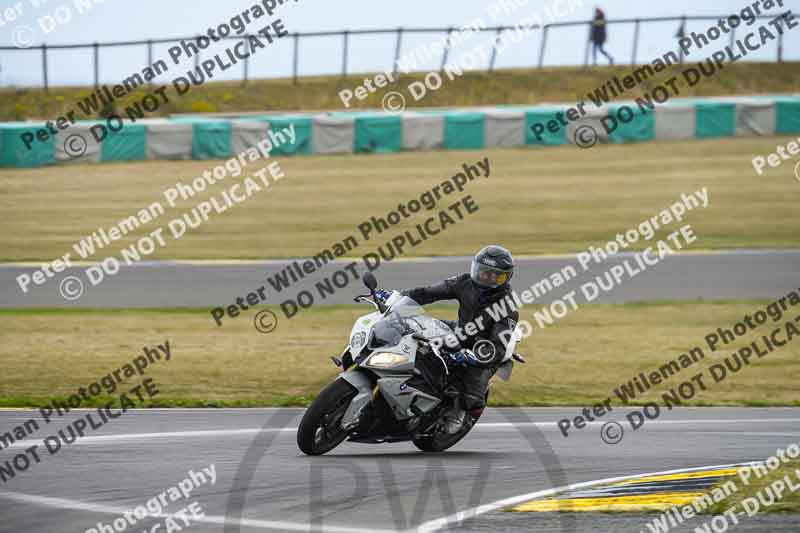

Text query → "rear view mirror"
[363,272,377,291]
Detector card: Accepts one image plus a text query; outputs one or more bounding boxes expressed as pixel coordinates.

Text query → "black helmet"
[470,245,514,289]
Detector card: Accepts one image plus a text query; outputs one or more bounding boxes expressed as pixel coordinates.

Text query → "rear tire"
[297,378,358,456]
[413,390,488,452]
[412,410,482,452]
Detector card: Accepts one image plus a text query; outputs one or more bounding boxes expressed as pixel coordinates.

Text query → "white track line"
[0,463,752,533]
[4,418,798,450]
[2,428,290,449]
[478,418,800,427]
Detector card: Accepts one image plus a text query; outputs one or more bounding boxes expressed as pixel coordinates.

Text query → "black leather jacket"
[591,16,607,44]
[402,273,518,367]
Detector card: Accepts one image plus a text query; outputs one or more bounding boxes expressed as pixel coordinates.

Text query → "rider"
[375,245,518,425]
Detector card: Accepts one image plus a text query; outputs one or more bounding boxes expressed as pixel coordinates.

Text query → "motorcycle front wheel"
[297,378,357,456]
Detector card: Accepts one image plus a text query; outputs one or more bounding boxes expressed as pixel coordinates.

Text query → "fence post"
[293,33,299,84]
[93,42,99,88]
[342,30,349,77]
[393,27,403,75]
[195,37,200,70]
[778,28,783,62]
[584,23,591,66]
[489,27,502,72]
[147,39,153,86]
[678,16,686,65]
[242,36,249,85]
[440,27,453,71]
[538,25,549,68]
[41,44,48,92]
[632,19,640,65]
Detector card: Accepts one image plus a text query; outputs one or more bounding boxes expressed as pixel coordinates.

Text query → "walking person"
[590,7,614,65]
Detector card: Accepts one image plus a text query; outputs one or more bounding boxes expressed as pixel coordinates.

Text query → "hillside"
[2,62,798,121]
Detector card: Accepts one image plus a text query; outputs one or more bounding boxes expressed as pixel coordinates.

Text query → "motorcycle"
[297,272,525,456]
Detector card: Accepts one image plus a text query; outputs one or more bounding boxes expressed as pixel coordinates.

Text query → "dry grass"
[1,300,798,407]
[0,137,798,262]
[3,63,800,120]
[707,460,800,515]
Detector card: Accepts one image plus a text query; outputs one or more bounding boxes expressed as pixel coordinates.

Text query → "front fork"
[337,369,374,430]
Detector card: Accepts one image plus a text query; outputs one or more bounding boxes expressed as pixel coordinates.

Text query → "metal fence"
[0,14,790,91]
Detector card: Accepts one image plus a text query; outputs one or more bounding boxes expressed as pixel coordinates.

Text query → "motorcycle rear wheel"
[297,378,357,456]
[412,411,481,452]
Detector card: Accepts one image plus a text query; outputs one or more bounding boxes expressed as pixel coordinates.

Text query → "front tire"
[297,378,358,456]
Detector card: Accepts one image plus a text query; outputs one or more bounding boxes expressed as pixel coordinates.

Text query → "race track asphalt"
[1,249,799,308]
[1,407,798,533]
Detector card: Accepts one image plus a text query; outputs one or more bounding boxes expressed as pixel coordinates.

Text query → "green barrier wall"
[1,96,798,168]
[0,124,55,167]
[607,105,656,144]
[443,113,485,150]
[100,124,147,162]
[192,121,232,160]
[524,109,568,146]
[354,115,402,153]
[695,103,736,138]
[266,117,312,155]
[776,100,800,135]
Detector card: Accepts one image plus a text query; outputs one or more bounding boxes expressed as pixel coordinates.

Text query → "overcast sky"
[0,0,796,86]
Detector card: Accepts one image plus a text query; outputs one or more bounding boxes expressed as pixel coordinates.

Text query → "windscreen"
[368,296,453,348]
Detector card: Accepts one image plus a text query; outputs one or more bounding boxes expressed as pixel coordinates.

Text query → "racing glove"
[374,289,392,304]
[449,350,479,366]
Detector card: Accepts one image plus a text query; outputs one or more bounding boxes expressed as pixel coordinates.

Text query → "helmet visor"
[471,261,510,288]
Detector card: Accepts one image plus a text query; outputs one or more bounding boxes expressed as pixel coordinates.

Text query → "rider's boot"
[442,406,466,434]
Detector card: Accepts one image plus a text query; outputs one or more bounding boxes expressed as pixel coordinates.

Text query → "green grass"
[706,460,800,515]
[0,300,798,407]
[3,63,800,120]
[1,137,799,262]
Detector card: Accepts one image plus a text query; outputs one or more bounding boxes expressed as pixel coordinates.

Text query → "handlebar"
[353,294,387,313]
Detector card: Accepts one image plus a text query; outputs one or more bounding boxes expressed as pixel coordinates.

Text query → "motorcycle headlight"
[367,352,410,368]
